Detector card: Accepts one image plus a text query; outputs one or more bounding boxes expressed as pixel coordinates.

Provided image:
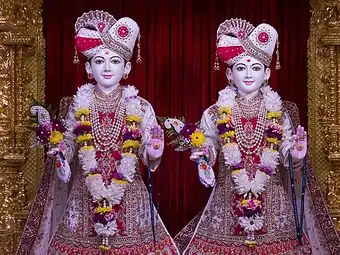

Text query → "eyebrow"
[110,56,122,60]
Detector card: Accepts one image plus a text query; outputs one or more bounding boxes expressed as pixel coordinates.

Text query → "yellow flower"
[49,131,63,145]
[99,245,111,251]
[216,117,231,125]
[223,142,238,148]
[267,111,282,119]
[128,125,138,131]
[190,130,205,147]
[80,145,94,151]
[81,121,92,126]
[125,115,142,123]
[266,137,279,145]
[241,199,261,206]
[112,178,128,185]
[218,106,232,116]
[122,152,137,157]
[95,206,112,214]
[76,133,93,143]
[75,108,90,118]
[87,173,100,177]
[122,140,141,150]
[232,169,241,175]
[221,131,235,139]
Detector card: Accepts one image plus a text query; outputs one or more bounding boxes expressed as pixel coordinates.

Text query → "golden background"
[0,0,339,253]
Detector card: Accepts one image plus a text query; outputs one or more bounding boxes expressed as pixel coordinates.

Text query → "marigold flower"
[49,131,63,145]
[190,130,205,147]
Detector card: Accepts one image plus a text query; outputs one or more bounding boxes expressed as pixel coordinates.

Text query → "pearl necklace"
[233,99,267,155]
[94,86,122,112]
[90,87,125,152]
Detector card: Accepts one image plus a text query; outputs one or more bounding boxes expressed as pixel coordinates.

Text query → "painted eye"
[94,59,104,65]
[111,59,121,64]
[252,66,261,71]
[236,66,246,71]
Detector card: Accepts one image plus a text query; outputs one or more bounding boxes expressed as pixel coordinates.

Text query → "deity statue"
[173,18,340,254]
[16,10,179,254]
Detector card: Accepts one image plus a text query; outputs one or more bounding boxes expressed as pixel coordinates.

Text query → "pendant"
[99,235,111,251]
[245,230,256,247]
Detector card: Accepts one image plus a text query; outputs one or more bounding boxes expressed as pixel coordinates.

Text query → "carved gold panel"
[0,0,44,254]
[308,0,340,229]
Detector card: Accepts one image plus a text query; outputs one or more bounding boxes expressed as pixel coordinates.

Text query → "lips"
[102,75,113,79]
[243,80,254,86]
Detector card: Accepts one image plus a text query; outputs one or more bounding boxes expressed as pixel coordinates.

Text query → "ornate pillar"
[0,0,44,253]
[309,0,340,229]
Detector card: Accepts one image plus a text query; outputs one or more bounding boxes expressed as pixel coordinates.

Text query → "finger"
[292,135,298,141]
[298,126,306,139]
[189,155,198,161]
[291,140,297,149]
[150,125,156,134]
[156,125,162,136]
[304,131,307,142]
[194,151,205,157]
[299,126,305,137]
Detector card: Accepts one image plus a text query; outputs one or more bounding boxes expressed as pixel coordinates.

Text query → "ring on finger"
[296,144,304,151]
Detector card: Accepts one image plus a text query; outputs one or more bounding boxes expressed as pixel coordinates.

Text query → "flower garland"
[73,84,143,250]
[215,86,285,246]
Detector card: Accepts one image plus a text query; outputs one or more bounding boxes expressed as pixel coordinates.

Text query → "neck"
[237,89,260,101]
[97,83,120,94]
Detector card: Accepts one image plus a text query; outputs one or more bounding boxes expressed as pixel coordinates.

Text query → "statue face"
[226,55,270,95]
[85,48,131,88]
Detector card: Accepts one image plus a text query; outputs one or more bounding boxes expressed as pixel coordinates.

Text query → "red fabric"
[43,0,310,237]
[75,37,103,53]
[217,46,245,63]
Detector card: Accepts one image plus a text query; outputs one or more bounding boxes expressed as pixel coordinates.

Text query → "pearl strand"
[90,100,125,152]
[233,101,267,155]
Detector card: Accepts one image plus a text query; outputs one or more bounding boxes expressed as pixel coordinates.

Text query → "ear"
[124,62,132,75]
[85,61,92,75]
[264,67,271,81]
[226,67,233,81]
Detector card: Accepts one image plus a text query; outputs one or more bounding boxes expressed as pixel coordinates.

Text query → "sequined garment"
[175,101,340,255]
[16,86,180,255]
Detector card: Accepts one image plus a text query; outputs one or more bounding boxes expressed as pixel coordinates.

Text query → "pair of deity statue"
[16,10,340,255]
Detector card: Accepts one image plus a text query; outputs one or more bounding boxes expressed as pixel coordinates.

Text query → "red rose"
[112,151,122,161]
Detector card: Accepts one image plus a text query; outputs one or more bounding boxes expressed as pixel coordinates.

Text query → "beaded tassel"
[73,45,79,64]
[136,33,142,64]
[214,51,220,71]
[275,39,281,70]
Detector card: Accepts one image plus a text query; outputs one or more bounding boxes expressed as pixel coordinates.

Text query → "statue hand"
[146,124,164,160]
[189,148,209,162]
[290,125,307,161]
[198,160,215,187]
[189,151,205,162]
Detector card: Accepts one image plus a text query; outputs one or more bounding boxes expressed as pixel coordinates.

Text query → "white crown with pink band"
[74,10,141,62]
[216,18,280,68]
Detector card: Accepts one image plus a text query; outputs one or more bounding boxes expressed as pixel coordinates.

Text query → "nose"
[245,66,252,78]
[104,59,110,72]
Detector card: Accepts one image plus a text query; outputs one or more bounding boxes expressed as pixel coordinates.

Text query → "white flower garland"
[73,84,143,247]
[216,86,287,240]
